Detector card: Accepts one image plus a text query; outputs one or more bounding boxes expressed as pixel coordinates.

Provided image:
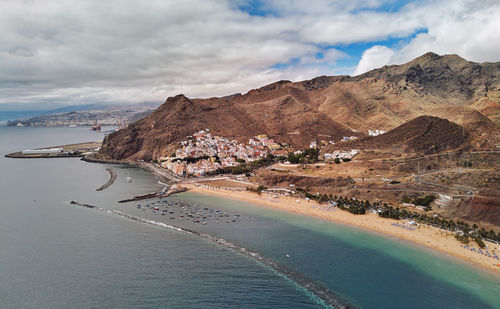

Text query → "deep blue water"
[0,127,499,308]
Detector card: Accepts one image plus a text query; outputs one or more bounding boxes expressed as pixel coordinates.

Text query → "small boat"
[285,254,291,258]
[125,172,132,183]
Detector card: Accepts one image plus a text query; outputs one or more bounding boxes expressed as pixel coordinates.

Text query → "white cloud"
[353,46,395,75]
[0,0,499,108]
[353,0,500,75]
[393,0,500,63]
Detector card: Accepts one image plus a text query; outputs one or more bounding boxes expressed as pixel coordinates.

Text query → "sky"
[1,0,499,110]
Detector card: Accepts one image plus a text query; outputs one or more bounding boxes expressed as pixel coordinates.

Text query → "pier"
[5,141,101,159]
[118,186,188,203]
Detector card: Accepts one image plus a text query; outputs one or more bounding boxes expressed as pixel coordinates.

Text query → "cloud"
[353,45,395,75]
[394,0,500,63]
[0,0,499,108]
[354,0,500,74]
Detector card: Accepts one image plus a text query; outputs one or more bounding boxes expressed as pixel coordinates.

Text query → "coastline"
[182,183,500,275]
[11,143,498,275]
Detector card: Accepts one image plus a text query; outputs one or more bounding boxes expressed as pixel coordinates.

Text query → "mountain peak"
[415,51,440,61]
[410,52,468,66]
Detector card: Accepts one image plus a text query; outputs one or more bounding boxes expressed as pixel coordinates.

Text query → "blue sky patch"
[350,0,416,14]
[269,28,428,75]
[236,0,278,17]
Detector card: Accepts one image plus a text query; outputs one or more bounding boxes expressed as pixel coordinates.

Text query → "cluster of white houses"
[158,129,367,177]
[341,136,358,142]
[367,129,386,136]
[309,129,385,147]
[160,130,286,177]
[323,149,359,160]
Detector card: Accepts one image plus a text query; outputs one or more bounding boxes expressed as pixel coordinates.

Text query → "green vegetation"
[413,195,436,206]
[333,157,341,164]
[287,148,320,164]
[276,155,286,162]
[475,237,486,248]
[173,155,214,164]
[402,195,435,209]
[247,185,268,195]
[455,233,470,244]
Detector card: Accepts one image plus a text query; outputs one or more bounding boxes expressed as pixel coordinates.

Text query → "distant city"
[7,107,154,127]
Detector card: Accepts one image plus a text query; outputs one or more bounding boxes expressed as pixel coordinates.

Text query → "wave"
[69,200,354,309]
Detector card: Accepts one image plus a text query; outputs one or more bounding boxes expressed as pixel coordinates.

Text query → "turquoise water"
[172,193,500,308]
[1,126,499,308]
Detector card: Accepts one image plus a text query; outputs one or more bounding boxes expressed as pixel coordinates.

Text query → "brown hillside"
[100,52,499,160]
[342,116,468,155]
[99,94,354,160]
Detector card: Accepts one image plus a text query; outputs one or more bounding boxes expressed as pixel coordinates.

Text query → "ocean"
[0,126,499,308]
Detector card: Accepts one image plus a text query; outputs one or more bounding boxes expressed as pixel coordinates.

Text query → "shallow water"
[1,127,499,308]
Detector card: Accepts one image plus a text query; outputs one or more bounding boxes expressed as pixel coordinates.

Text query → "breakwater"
[70,201,97,209]
[68,200,354,309]
[96,168,116,191]
[118,192,158,203]
[118,187,188,203]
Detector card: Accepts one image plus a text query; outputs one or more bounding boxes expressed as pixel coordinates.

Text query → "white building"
[22,148,63,155]
[368,129,386,136]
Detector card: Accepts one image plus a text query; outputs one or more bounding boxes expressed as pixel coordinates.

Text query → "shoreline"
[182,183,500,275]
[23,146,498,275]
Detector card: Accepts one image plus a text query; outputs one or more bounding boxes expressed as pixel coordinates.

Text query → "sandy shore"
[183,183,500,274]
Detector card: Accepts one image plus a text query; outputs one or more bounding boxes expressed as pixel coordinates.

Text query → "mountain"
[339,116,468,155]
[100,94,355,160]
[100,52,499,160]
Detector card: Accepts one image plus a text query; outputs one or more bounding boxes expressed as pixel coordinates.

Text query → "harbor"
[5,141,101,158]
[2,126,499,309]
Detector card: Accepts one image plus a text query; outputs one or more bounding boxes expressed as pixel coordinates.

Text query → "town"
[160,130,289,176]
[159,129,364,177]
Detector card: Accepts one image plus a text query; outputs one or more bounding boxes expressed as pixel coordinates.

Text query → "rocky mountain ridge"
[100,52,499,160]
